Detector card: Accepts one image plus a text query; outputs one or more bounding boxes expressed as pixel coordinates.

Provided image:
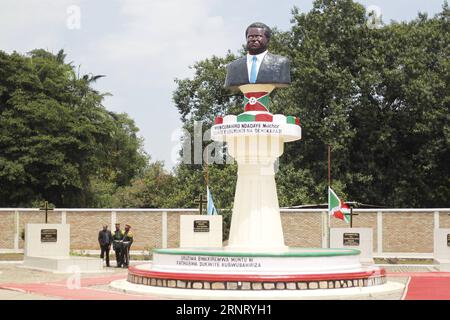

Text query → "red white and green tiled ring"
[214,114,300,125]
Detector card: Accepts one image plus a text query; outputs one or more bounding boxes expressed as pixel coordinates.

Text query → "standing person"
[98,224,112,267]
[121,224,134,268]
[112,223,124,268]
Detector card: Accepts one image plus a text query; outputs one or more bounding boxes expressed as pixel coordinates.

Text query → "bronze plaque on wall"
[194,220,210,233]
[447,234,450,247]
[343,233,360,246]
[41,229,57,242]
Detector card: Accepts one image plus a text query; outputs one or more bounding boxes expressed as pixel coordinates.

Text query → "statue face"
[246,27,269,55]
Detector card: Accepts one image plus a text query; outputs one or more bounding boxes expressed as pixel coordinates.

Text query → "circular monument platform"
[110,247,405,299]
[122,248,387,291]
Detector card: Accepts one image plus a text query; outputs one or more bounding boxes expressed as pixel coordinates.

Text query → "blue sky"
[0,0,445,169]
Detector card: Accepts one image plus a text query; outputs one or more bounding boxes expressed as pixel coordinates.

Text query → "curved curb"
[128,265,385,282]
[109,279,405,300]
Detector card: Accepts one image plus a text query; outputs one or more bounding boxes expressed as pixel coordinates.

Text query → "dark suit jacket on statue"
[224,52,291,90]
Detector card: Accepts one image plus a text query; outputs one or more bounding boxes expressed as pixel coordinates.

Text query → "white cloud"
[72,0,244,168]
[0,0,81,51]
[93,0,235,84]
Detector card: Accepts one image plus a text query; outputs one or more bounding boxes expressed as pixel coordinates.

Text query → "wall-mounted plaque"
[447,234,450,247]
[343,233,360,246]
[41,229,57,242]
[194,220,210,233]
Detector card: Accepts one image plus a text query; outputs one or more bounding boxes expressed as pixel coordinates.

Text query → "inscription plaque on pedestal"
[194,220,210,233]
[447,234,450,247]
[41,229,57,242]
[343,233,360,246]
[180,215,222,248]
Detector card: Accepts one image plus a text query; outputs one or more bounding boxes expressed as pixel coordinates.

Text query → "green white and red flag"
[328,187,351,223]
[243,92,270,112]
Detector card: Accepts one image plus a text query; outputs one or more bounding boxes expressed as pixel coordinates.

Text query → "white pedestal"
[22,256,104,273]
[180,215,223,248]
[330,228,374,264]
[211,83,301,252]
[225,135,288,251]
[434,228,450,271]
[22,223,103,273]
[24,223,70,257]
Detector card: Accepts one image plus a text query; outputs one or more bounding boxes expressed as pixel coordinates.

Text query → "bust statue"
[224,22,291,91]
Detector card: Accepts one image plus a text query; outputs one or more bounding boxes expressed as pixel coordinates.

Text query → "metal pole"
[350,206,353,228]
[205,145,209,187]
[328,145,331,187]
[327,145,331,248]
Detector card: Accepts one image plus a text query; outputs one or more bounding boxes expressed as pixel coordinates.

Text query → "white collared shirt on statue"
[246,50,268,82]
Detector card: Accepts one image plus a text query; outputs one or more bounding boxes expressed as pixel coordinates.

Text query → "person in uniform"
[98,224,112,267]
[121,224,134,268]
[112,223,124,268]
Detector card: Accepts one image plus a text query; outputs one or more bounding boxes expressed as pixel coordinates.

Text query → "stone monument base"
[434,228,450,272]
[23,223,104,273]
[111,247,404,298]
[330,228,374,265]
[180,215,223,248]
[21,256,104,274]
[435,261,450,272]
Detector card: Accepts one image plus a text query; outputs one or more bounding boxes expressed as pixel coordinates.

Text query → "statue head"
[245,22,271,55]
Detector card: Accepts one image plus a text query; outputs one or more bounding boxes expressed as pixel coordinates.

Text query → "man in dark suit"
[224,22,291,90]
[98,224,112,267]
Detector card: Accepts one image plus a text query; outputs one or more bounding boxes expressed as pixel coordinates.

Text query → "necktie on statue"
[249,55,257,83]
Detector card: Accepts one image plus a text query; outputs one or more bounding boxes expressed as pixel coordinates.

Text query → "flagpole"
[327,145,331,248]
[205,157,209,187]
[205,145,209,215]
[328,145,331,187]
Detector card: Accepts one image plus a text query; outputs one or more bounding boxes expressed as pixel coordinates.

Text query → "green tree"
[0,49,147,207]
[171,0,449,208]
[111,161,177,208]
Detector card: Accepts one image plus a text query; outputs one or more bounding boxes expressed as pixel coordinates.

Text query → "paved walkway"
[385,272,450,300]
[1,263,449,300]
[0,289,61,300]
[0,274,163,300]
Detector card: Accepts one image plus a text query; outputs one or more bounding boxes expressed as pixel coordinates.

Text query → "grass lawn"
[0,252,152,261]
[374,258,434,265]
[0,253,24,261]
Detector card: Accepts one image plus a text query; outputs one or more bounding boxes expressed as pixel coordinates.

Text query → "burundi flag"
[328,187,351,223]
[243,92,270,112]
[207,186,218,215]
